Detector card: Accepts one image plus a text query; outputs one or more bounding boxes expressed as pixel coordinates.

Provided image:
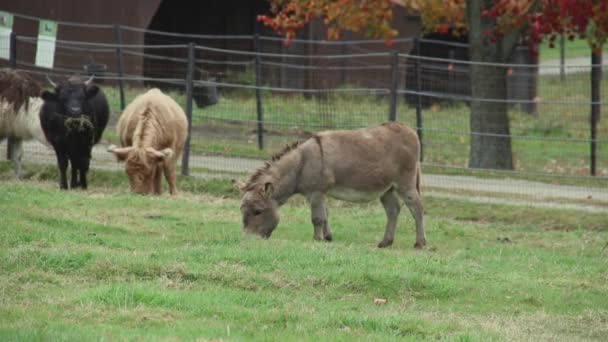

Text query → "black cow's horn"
[46,74,57,88]
[84,75,94,85]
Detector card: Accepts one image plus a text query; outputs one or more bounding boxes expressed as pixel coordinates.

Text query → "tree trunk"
[467,0,521,170]
[469,64,513,169]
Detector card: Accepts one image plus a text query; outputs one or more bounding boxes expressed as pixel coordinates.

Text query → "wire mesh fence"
[0,22,607,204]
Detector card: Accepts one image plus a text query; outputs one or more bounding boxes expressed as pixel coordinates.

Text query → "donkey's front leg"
[307,192,332,242]
[378,188,401,248]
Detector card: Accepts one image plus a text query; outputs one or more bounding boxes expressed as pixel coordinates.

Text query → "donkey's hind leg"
[307,192,332,241]
[8,137,24,179]
[395,185,425,248]
[322,204,332,241]
[378,188,401,248]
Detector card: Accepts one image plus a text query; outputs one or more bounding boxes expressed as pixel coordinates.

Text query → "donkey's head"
[234,180,280,239]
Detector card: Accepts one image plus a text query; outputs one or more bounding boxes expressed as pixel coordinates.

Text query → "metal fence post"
[388,50,399,122]
[590,50,601,176]
[181,43,195,176]
[414,38,424,162]
[559,35,565,81]
[7,32,17,161]
[9,32,16,68]
[254,33,264,150]
[341,44,348,84]
[113,24,126,111]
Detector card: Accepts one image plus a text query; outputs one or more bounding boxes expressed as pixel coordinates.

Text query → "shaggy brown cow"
[235,122,425,248]
[108,88,188,195]
[0,68,49,178]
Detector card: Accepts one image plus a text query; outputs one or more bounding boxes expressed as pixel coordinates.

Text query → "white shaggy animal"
[0,68,50,178]
[108,88,188,195]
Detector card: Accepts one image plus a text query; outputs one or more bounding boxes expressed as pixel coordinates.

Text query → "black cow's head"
[41,75,99,116]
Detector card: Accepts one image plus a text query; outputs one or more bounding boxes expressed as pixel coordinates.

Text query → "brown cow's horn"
[46,74,57,88]
[84,75,94,85]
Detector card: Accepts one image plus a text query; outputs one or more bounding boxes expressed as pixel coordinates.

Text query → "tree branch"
[499,27,523,62]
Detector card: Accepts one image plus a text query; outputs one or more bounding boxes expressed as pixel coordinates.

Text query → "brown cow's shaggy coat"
[108,88,188,195]
[236,122,425,248]
[0,68,49,178]
[0,68,42,113]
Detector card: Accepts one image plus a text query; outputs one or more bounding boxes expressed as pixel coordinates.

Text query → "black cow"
[40,75,109,189]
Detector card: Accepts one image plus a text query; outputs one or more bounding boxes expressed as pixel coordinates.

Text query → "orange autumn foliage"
[259,0,608,52]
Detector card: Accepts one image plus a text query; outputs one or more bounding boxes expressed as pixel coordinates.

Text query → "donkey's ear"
[231,179,246,194]
[262,182,274,198]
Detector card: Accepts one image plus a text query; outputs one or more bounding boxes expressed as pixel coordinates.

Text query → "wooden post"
[559,35,565,81]
[113,24,126,111]
[181,43,195,176]
[7,32,17,161]
[254,33,264,150]
[9,31,16,68]
[414,38,424,162]
[388,50,399,122]
[590,50,601,176]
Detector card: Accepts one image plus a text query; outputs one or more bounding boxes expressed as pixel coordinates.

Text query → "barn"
[0,1,422,91]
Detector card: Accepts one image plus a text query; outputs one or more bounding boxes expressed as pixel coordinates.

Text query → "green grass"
[539,38,587,61]
[0,174,607,340]
[538,37,608,61]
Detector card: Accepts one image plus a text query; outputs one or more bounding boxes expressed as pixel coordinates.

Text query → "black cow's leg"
[70,156,79,189]
[56,152,69,190]
[79,157,90,190]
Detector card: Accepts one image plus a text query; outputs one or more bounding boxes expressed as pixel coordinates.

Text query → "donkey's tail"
[416,162,422,196]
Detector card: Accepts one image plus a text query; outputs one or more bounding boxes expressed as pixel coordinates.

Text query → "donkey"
[235,122,425,248]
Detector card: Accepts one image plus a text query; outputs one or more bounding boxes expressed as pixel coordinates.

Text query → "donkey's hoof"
[324,234,333,242]
[377,239,393,248]
[414,240,426,249]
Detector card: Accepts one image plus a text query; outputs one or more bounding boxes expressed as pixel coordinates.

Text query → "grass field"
[1,167,607,341]
[538,37,608,61]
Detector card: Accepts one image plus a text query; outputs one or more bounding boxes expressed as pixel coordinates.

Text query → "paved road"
[3,140,607,212]
[539,57,595,75]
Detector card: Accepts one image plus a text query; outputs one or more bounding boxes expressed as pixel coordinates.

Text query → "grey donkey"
[234,122,425,248]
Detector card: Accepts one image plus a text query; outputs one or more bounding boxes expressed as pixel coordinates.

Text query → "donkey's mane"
[0,68,42,112]
[244,138,309,190]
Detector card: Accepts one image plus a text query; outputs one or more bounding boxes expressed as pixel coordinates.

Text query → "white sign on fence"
[0,11,13,60]
[35,19,57,68]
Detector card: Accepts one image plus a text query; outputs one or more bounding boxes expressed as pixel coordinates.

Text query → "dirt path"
[3,140,607,212]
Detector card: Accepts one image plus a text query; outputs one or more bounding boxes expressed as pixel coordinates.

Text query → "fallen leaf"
[373,298,387,305]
